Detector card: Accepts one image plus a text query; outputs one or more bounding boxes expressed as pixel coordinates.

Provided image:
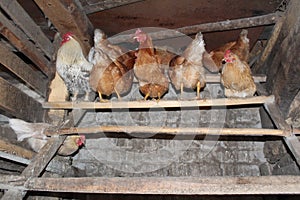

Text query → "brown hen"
[203,29,250,72]
[88,29,134,101]
[221,50,256,98]
[133,28,169,100]
[168,32,206,98]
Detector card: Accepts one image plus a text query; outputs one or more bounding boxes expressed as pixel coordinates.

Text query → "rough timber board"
[81,0,144,14]
[110,13,279,43]
[34,0,93,56]
[0,12,51,77]
[1,136,66,200]
[0,0,53,59]
[25,176,300,195]
[0,41,48,97]
[43,95,274,110]
[0,77,45,122]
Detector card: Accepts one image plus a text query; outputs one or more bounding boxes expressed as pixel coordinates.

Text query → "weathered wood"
[0,12,51,77]
[45,126,287,137]
[0,77,45,122]
[0,41,48,97]
[263,101,300,166]
[43,95,274,110]
[110,13,279,44]
[1,136,66,199]
[258,0,300,117]
[82,0,144,14]
[253,18,284,72]
[0,0,53,59]
[0,175,26,190]
[25,176,300,194]
[34,0,94,56]
[0,139,35,160]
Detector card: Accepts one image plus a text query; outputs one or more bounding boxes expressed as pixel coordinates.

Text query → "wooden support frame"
[82,0,144,14]
[0,12,51,77]
[110,13,279,44]
[1,175,300,195]
[23,176,300,195]
[1,136,66,200]
[0,77,45,122]
[0,40,48,97]
[34,0,94,56]
[0,0,53,59]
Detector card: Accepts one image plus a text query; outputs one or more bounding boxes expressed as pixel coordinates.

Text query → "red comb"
[135,28,142,35]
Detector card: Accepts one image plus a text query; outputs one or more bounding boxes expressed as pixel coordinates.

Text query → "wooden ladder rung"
[43,95,274,110]
[45,126,288,137]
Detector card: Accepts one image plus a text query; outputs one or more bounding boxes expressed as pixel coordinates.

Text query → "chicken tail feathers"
[8,119,48,141]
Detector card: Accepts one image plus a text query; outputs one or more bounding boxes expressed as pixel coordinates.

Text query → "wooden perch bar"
[110,13,279,43]
[45,126,287,137]
[43,95,274,110]
[25,176,300,195]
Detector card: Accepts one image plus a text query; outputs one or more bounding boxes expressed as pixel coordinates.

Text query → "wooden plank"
[0,41,48,97]
[45,126,287,137]
[25,176,300,194]
[0,12,51,77]
[253,18,284,72]
[0,0,53,59]
[0,139,35,160]
[0,175,26,190]
[43,95,274,110]
[0,77,45,122]
[1,136,66,199]
[110,13,279,43]
[83,0,144,14]
[258,0,300,117]
[132,74,266,83]
[263,101,300,166]
[34,0,94,56]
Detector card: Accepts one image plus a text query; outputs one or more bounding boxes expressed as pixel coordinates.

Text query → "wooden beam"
[83,0,144,14]
[0,12,51,77]
[110,13,279,43]
[34,0,94,56]
[1,136,66,199]
[0,41,48,97]
[0,139,35,160]
[0,0,53,59]
[25,176,300,194]
[45,126,287,137]
[253,18,284,72]
[0,77,45,122]
[263,101,300,166]
[258,0,300,117]
[0,175,26,190]
[43,95,274,110]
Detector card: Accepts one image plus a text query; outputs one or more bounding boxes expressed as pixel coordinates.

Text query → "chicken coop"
[1,0,300,199]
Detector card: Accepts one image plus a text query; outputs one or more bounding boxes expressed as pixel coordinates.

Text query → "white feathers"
[9,119,49,141]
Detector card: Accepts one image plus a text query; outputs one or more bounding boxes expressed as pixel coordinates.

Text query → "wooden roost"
[0,0,300,199]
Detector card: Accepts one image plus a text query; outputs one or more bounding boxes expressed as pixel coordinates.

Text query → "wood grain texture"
[43,95,274,110]
[0,12,51,76]
[0,77,45,122]
[0,0,53,59]
[34,0,93,56]
[0,41,48,97]
[25,176,300,194]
